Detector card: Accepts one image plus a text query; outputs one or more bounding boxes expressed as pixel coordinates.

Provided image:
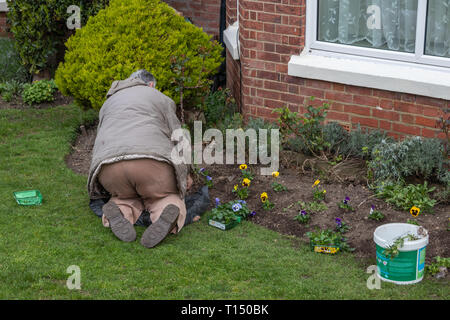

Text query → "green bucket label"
[376,245,426,283]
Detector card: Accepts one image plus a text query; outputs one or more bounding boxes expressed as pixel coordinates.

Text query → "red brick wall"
[0,12,11,37]
[163,0,222,39]
[229,0,448,139]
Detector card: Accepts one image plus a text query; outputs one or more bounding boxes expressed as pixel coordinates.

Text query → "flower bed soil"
[66,126,450,263]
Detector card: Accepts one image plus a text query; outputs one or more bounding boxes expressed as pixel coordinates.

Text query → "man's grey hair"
[129,69,157,87]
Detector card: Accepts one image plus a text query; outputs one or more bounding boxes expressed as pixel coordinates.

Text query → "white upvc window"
[307,0,450,68]
[289,0,450,100]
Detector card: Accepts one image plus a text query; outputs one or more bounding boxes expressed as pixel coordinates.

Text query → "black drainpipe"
[212,0,227,91]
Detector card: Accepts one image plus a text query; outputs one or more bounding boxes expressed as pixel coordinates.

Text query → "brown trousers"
[98,159,186,233]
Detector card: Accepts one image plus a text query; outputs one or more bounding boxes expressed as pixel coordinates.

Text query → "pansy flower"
[242,178,251,187]
[260,192,268,203]
[215,198,221,207]
[250,211,256,217]
[343,196,350,205]
[312,179,320,188]
[272,171,280,178]
[335,218,342,227]
[206,176,212,181]
[301,210,307,216]
[410,206,420,217]
[239,164,248,170]
[232,203,242,212]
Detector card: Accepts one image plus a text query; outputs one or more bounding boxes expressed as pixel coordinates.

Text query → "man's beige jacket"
[88,78,187,200]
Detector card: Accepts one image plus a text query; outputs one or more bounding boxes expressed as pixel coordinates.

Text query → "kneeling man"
[88,70,190,248]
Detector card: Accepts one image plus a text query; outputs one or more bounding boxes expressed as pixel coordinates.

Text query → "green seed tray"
[13,190,43,206]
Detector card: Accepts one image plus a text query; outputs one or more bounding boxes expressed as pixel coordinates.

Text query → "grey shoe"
[140,204,180,248]
[103,201,136,242]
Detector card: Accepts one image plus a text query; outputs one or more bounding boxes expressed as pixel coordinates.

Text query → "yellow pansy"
[410,206,420,217]
[272,171,280,178]
[242,178,251,187]
[239,164,248,170]
[234,185,238,191]
[261,192,268,203]
[312,179,320,188]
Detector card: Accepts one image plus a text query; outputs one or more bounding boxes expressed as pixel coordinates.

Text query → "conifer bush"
[55,0,223,110]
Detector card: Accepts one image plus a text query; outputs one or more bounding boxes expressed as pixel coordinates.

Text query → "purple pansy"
[237,200,247,204]
[301,210,307,216]
[335,218,342,226]
[215,198,221,207]
[206,176,212,181]
[343,196,350,204]
[250,211,256,217]
[199,168,205,173]
[232,203,242,212]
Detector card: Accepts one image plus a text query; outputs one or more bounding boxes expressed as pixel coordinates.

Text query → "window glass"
[318,0,418,53]
[425,0,450,58]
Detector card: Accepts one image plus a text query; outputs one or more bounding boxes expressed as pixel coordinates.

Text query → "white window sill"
[0,0,8,12]
[288,50,450,101]
[224,21,239,60]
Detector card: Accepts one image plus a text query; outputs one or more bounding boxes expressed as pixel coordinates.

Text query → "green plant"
[376,181,437,214]
[7,0,110,76]
[21,80,58,105]
[209,200,251,224]
[383,234,421,260]
[311,179,326,201]
[406,219,420,226]
[368,205,385,221]
[0,80,26,102]
[306,228,354,252]
[271,171,287,192]
[297,201,328,213]
[425,256,450,277]
[239,164,255,181]
[232,182,249,200]
[55,0,223,111]
[338,196,355,212]
[335,218,350,233]
[260,192,275,211]
[274,97,331,159]
[294,210,311,224]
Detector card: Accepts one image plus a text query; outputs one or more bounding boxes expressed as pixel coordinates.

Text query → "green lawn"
[0,105,448,300]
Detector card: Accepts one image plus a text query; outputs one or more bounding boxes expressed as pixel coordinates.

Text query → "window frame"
[306,0,450,68]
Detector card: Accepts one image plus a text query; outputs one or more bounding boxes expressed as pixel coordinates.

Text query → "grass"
[0,37,28,83]
[0,104,448,300]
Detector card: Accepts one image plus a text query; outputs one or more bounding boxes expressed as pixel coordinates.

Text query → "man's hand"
[187,174,193,191]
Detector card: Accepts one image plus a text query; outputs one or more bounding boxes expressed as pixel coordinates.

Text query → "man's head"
[129,69,157,88]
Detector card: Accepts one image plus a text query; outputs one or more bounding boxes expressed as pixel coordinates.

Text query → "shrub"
[55,0,223,111]
[274,98,330,158]
[0,38,29,82]
[370,136,448,184]
[341,124,390,159]
[22,80,58,105]
[6,0,110,75]
[202,88,237,127]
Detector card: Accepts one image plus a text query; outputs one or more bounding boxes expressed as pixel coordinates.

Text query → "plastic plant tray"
[310,242,340,255]
[13,190,43,206]
[209,216,241,231]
